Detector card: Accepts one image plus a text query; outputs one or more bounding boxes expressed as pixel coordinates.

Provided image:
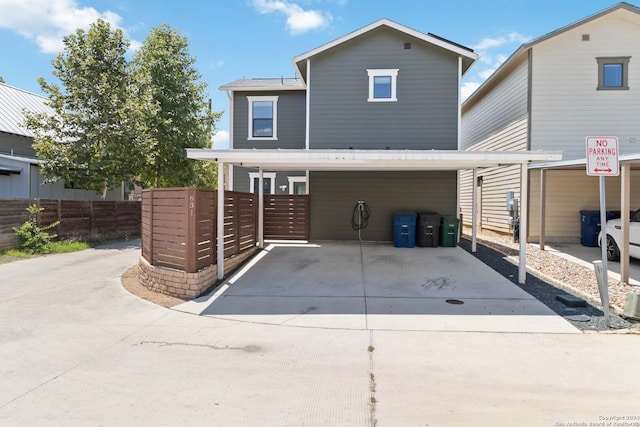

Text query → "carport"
[532,153,640,284]
[187,148,562,284]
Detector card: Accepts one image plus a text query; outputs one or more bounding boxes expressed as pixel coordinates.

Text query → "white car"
[598,209,640,261]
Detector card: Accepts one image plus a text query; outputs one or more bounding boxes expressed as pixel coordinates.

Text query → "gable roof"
[0,83,52,138]
[463,2,640,110]
[293,18,478,83]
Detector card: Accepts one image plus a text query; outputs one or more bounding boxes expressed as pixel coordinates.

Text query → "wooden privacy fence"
[141,188,309,273]
[0,199,141,250]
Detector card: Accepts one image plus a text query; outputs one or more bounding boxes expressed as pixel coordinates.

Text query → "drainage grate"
[445,299,464,305]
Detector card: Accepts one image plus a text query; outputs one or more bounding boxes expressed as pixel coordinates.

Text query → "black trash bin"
[416,212,441,248]
[393,211,417,248]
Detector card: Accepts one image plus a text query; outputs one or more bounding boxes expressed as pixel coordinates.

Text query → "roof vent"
[582,34,590,41]
[404,42,412,50]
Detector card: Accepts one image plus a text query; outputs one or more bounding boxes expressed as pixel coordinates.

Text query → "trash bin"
[393,211,417,248]
[416,212,441,248]
[440,216,460,247]
[579,210,606,247]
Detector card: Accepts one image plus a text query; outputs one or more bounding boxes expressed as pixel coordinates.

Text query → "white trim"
[367,69,399,102]
[188,149,563,172]
[305,59,311,149]
[457,56,462,150]
[249,172,277,194]
[227,90,234,149]
[258,169,264,249]
[287,176,307,195]
[228,165,234,191]
[247,96,278,140]
[217,161,225,280]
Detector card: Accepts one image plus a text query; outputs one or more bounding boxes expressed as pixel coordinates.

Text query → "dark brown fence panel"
[238,192,258,252]
[264,195,309,240]
[145,189,189,271]
[116,201,141,233]
[0,198,141,251]
[141,188,260,273]
[195,189,215,272]
[0,200,31,250]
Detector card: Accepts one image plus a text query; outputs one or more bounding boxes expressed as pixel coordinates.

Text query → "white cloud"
[0,0,138,53]
[463,31,531,96]
[461,81,481,102]
[473,32,530,52]
[252,0,331,35]
[212,130,230,149]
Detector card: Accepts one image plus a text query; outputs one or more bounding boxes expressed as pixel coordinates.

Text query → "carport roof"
[187,149,563,171]
[529,153,640,170]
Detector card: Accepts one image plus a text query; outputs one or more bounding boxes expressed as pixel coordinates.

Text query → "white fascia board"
[0,153,42,165]
[187,149,562,171]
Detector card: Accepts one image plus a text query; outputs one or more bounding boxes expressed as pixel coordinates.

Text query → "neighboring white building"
[0,83,122,200]
[460,2,640,243]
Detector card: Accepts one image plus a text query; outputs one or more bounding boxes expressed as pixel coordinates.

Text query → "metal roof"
[219,78,305,91]
[0,83,53,138]
[187,148,562,171]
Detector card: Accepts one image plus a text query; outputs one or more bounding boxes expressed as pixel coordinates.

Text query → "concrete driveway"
[1,241,639,426]
[176,242,578,334]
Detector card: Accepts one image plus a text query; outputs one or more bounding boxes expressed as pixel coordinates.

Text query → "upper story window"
[247,96,278,139]
[367,69,399,102]
[597,57,630,90]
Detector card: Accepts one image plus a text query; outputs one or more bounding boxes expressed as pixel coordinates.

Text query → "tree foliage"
[132,24,220,188]
[25,20,151,197]
[13,205,60,254]
[25,20,218,194]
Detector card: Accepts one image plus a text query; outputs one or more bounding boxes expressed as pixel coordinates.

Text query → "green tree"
[0,76,5,83]
[132,24,220,188]
[25,19,152,198]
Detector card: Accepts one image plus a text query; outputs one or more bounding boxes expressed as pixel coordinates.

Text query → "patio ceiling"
[187,149,563,171]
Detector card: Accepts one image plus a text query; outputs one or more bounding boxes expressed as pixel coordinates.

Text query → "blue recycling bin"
[393,211,417,248]
[579,210,607,247]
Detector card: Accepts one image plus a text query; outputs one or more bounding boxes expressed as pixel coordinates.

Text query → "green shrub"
[13,204,60,254]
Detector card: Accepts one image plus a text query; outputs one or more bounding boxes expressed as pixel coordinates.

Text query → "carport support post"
[471,168,477,253]
[620,162,631,284]
[217,161,225,280]
[539,168,546,250]
[519,163,528,284]
[258,168,265,249]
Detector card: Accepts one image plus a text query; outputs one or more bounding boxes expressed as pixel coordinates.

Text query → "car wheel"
[606,235,620,261]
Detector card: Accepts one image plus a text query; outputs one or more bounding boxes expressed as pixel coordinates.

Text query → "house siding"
[0,133,36,157]
[529,169,640,242]
[309,171,457,241]
[460,54,529,234]
[530,10,640,159]
[233,90,306,149]
[309,26,459,150]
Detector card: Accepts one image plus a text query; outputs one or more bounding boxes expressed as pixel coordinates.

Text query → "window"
[247,96,278,139]
[367,69,399,102]
[597,57,630,90]
[287,176,307,195]
[248,172,276,194]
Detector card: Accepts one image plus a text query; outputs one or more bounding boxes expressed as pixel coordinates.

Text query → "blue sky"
[0,0,630,148]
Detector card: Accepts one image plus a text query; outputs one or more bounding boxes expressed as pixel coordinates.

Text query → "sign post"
[586,136,619,327]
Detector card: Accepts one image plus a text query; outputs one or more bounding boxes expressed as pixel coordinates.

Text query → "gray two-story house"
[217,19,480,241]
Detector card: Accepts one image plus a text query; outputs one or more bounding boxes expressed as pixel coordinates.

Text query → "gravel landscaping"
[460,232,640,332]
